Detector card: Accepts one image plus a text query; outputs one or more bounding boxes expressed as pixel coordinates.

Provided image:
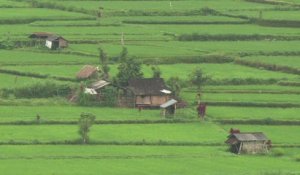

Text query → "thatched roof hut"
[226,132,269,154]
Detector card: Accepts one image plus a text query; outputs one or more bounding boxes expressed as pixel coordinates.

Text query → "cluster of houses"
[28,31,273,155]
[29,32,68,50]
[75,65,178,117]
[75,65,272,154]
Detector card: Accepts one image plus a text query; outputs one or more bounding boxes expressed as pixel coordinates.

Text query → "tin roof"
[160,99,177,108]
[90,80,110,90]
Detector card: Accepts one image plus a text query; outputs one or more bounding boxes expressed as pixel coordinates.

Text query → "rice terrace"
[0,0,300,174]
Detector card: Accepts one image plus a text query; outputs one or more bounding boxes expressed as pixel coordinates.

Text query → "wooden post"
[238,142,243,154]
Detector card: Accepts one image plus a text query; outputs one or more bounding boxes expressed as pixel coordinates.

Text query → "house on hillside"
[45,36,68,50]
[225,132,270,154]
[126,78,171,108]
[76,65,99,80]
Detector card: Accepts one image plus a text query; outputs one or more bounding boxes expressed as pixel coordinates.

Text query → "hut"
[225,132,269,154]
[45,36,68,50]
[76,65,99,80]
[160,99,177,117]
[127,78,171,108]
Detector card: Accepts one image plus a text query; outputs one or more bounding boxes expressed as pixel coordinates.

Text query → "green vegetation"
[0,0,300,174]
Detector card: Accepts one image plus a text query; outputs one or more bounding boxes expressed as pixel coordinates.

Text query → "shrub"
[271,148,285,157]
[11,82,73,98]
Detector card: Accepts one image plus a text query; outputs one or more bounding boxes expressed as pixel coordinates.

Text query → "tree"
[151,65,161,78]
[167,76,182,97]
[119,47,128,62]
[115,57,143,86]
[189,68,210,92]
[78,113,96,144]
[98,47,110,79]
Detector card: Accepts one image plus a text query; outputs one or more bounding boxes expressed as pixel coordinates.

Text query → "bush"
[10,82,73,98]
[271,148,285,157]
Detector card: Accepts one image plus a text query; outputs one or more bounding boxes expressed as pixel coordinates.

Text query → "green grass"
[0,74,68,89]
[208,106,300,120]
[0,106,168,122]
[53,0,282,13]
[0,50,97,65]
[0,8,94,21]
[0,123,226,143]
[0,146,299,175]
[183,92,300,104]
[2,63,298,82]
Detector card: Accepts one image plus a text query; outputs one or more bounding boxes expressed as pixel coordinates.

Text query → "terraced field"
[0,0,299,174]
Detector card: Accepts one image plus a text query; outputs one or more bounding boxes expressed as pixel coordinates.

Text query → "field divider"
[0,68,78,83]
[202,101,300,108]
[185,90,300,95]
[215,119,300,125]
[235,59,300,75]
[0,140,224,147]
[0,119,197,126]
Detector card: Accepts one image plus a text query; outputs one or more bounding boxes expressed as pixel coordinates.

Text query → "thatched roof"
[76,65,98,79]
[29,32,53,39]
[226,132,268,144]
[128,78,168,95]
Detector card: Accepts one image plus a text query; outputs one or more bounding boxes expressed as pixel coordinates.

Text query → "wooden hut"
[76,65,99,80]
[127,78,171,108]
[225,132,269,154]
[160,99,177,117]
[45,36,68,49]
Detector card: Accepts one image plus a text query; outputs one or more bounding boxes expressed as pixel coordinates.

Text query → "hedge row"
[0,68,78,82]
[177,33,300,41]
[207,78,278,85]
[239,51,300,57]
[278,81,300,87]
[142,54,234,64]
[256,19,300,28]
[123,20,250,25]
[1,82,73,99]
[0,119,195,125]
[203,101,300,108]
[0,140,223,146]
[245,0,300,6]
[108,7,220,16]
[216,119,300,125]
[235,59,300,75]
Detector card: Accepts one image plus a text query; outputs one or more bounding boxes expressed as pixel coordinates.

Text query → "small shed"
[127,78,171,108]
[160,99,177,117]
[29,32,53,39]
[225,132,269,154]
[45,36,68,49]
[76,65,99,80]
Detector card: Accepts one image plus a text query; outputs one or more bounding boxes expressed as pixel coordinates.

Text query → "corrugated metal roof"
[90,80,110,90]
[160,99,177,108]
